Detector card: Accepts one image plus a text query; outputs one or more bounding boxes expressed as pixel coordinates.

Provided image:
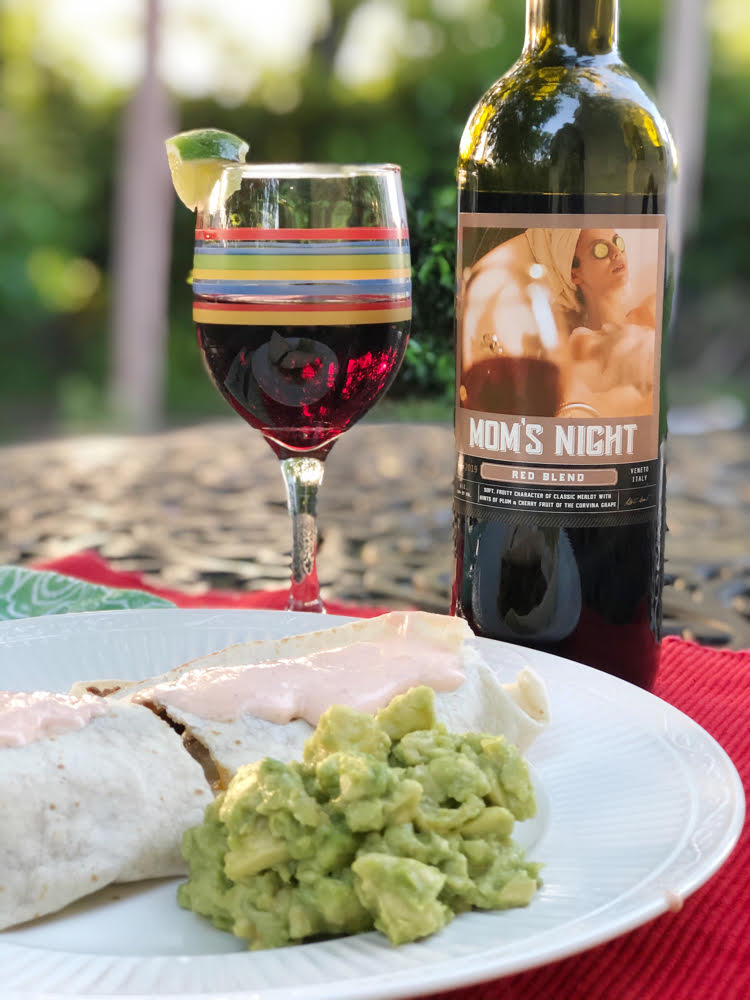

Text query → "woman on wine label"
[562,228,656,417]
[459,227,656,418]
[523,226,656,417]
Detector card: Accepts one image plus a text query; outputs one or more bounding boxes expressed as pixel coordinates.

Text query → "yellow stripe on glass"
[192,268,412,282]
[193,305,412,326]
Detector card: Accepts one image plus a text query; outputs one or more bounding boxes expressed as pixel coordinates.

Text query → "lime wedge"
[165,128,249,211]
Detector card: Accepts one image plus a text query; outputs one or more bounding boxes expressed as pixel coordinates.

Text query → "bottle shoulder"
[459,56,676,194]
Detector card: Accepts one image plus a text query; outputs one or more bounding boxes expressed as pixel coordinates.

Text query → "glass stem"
[280,455,326,613]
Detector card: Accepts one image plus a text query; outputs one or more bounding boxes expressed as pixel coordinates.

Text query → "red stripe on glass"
[195,227,409,242]
[194,298,411,313]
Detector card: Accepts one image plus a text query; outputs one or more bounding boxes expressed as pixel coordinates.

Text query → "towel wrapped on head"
[524,228,581,313]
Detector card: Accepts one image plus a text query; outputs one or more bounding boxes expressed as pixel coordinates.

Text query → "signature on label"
[625,496,649,506]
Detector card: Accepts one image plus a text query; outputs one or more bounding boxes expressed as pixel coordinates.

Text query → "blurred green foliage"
[1,0,748,440]
[401,185,456,401]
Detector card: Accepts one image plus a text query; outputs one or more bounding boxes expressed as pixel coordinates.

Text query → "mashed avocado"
[178,685,541,948]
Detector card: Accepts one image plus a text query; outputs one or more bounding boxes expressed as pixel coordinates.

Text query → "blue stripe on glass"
[192,279,412,297]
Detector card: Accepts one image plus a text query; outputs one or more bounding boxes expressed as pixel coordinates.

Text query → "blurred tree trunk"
[658,0,711,251]
[309,0,359,64]
[109,0,176,431]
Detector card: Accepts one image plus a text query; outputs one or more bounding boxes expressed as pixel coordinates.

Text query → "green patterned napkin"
[0,565,174,621]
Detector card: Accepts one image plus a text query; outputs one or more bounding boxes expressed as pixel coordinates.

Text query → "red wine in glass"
[459,355,562,417]
[197,315,410,460]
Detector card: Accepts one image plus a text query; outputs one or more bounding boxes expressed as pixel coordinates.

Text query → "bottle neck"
[524,0,619,57]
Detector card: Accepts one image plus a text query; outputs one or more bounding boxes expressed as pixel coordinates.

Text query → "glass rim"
[217,162,403,179]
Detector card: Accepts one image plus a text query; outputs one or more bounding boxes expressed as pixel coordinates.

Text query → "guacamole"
[178,685,541,949]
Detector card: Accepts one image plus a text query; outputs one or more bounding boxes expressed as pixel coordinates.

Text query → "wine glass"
[458,260,567,418]
[191,163,411,612]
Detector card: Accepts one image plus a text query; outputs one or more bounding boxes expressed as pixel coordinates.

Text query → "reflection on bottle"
[467,521,582,643]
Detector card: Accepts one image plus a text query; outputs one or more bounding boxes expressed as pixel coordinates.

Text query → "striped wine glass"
[192,164,411,612]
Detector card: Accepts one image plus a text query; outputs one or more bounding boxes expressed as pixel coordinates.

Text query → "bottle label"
[455,213,666,525]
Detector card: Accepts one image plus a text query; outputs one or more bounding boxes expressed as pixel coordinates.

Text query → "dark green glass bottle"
[450,0,678,688]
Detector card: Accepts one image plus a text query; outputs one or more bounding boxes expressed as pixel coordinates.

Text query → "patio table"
[0,419,747,647]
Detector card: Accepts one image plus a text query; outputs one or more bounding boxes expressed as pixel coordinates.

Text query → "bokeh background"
[1,0,748,443]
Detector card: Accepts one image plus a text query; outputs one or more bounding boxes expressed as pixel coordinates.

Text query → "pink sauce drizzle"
[134,636,466,726]
[0,690,108,748]
[665,890,684,914]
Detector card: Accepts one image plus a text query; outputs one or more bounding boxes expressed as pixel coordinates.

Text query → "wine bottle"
[450,0,678,688]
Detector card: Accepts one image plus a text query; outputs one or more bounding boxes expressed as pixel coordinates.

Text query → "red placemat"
[33,551,389,618]
[425,637,750,1000]
[32,553,750,1000]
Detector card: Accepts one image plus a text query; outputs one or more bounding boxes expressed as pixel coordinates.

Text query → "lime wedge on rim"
[165,128,249,211]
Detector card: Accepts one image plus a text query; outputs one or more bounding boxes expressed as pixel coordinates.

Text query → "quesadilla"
[74,612,550,790]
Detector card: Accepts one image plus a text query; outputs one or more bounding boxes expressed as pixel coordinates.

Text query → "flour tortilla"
[73,612,550,788]
[0,699,211,931]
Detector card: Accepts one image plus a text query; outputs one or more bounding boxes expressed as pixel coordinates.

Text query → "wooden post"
[109,0,176,431]
[657,0,711,251]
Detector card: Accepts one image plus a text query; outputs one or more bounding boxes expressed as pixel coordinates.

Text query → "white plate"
[0,609,744,1000]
